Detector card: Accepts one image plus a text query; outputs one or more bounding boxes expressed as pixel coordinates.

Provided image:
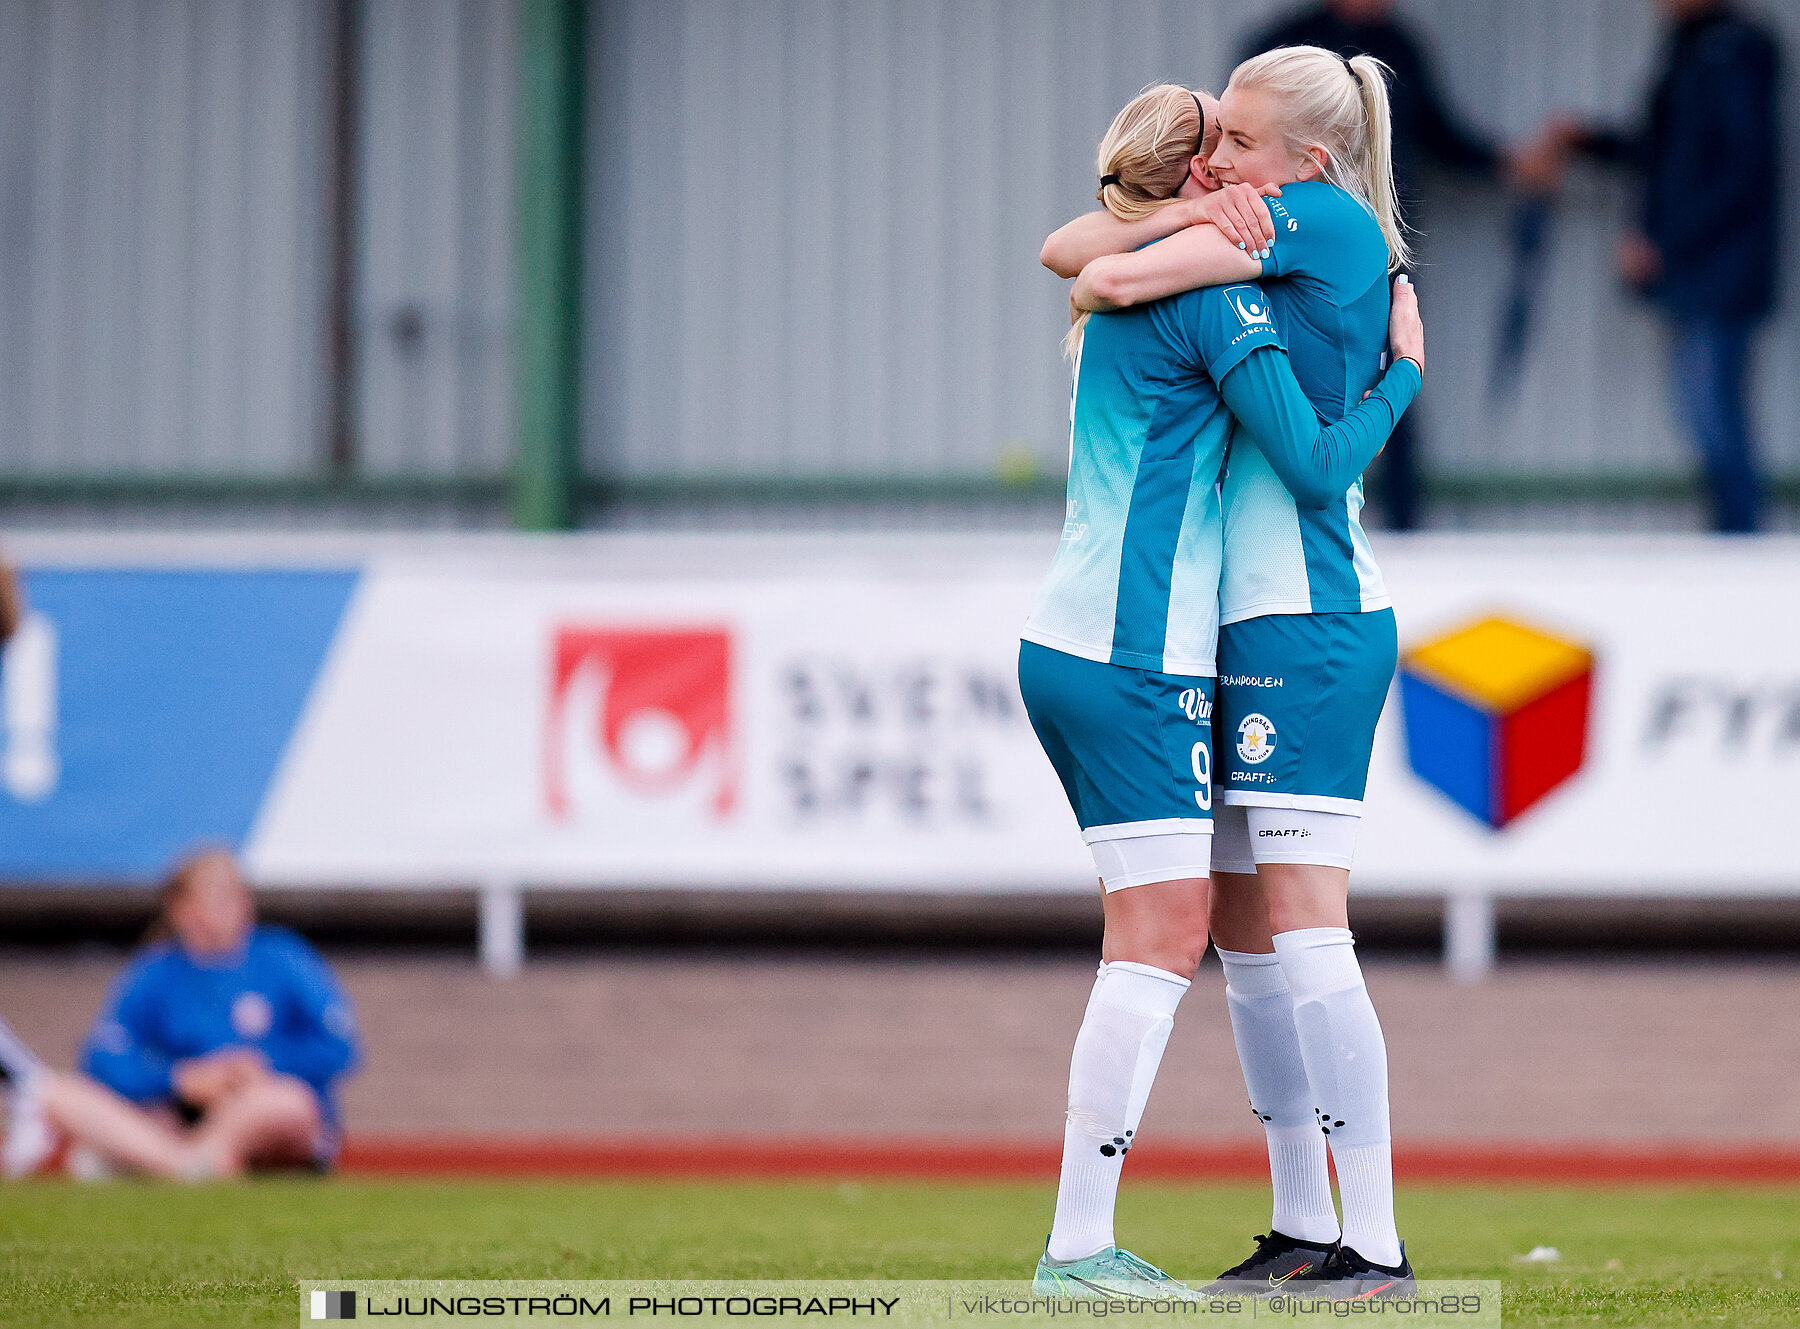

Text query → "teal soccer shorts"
[1214,609,1398,814]
[1019,640,1217,888]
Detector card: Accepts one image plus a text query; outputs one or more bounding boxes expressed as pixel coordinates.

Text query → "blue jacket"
[80,924,360,1130]
[1585,8,1781,321]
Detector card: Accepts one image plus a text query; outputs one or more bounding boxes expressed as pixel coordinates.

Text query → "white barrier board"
[4,534,1796,895]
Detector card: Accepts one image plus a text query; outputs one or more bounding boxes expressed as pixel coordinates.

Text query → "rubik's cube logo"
[1398,616,1594,829]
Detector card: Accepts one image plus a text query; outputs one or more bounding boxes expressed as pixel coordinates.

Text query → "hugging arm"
[1041,204,1195,278]
[1073,223,1262,312]
[1219,353,1421,509]
[1043,185,1280,278]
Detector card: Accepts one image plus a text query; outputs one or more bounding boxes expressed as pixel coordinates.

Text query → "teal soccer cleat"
[1032,1244,1203,1301]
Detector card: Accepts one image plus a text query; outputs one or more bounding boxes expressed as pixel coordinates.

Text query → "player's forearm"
[1072,225,1263,312]
[1221,352,1420,509]
[265,1021,360,1083]
[1040,203,1193,278]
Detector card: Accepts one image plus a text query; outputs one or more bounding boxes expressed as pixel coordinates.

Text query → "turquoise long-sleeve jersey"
[1023,265,1418,677]
[1222,180,1400,625]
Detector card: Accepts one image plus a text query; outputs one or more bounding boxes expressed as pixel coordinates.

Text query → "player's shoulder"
[1156,280,1251,339]
[121,940,181,980]
[249,923,324,967]
[1270,181,1378,238]
[1174,279,1267,322]
[106,940,184,1004]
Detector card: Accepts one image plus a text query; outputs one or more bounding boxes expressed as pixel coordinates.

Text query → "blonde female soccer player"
[1021,81,1422,1298]
[1048,48,1421,1297]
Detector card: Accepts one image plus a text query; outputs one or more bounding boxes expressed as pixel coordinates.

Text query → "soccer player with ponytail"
[1020,81,1423,1298]
[1047,48,1422,1296]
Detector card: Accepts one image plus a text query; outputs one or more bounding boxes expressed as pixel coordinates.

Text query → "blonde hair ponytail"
[1228,46,1411,270]
[1066,83,1210,360]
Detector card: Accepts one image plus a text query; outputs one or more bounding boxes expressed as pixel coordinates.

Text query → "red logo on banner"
[544,627,737,820]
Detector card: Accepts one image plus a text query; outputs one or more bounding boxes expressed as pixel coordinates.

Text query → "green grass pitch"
[2,1178,1798,1327]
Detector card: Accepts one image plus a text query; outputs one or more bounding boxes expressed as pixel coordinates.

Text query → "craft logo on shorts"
[544,627,738,821]
[1224,286,1273,328]
[310,1290,356,1320]
[1399,615,1594,830]
[1236,713,1277,764]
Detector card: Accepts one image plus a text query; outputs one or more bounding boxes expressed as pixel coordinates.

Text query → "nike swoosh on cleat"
[1066,1275,1117,1297]
[1351,1280,1397,1299]
[1266,1266,1310,1286]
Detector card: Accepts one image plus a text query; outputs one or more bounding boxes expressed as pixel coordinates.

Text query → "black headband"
[1181,92,1208,198]
[1098,92,1209,196]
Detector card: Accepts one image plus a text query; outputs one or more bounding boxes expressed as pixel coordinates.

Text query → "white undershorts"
[1089,828,1215,892]
[1211,803,1360,873]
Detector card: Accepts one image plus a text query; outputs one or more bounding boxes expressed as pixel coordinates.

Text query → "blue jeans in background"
[1670,315,1764,533]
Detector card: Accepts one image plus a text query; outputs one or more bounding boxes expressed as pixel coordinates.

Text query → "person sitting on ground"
[0,848,360,1179]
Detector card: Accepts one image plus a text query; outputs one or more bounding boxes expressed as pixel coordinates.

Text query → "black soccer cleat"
[1311,1243,1416,1300]
[1199,1230,1338,1295]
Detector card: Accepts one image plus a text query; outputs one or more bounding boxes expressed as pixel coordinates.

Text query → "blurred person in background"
[1237,0,1520,531]
[0,848,359,1180]
[1527,0,1780,533]
[0,557,22,645]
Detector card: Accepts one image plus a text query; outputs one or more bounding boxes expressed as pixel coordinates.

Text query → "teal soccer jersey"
[1221,181,1394,625]
[1023,283,1281,677]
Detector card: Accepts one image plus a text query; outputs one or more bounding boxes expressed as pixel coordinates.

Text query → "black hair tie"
[1099,172,1121,188]
[1340,53,1363,88]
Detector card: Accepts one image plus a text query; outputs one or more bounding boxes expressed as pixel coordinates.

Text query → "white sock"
[1046,960,1190,1261]
[0,1017,46,1089]
[1,1075,54,1180]
[1217,948,1339,1244]
[1272,927,1401,1268]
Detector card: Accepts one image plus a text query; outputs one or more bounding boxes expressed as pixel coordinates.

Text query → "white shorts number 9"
[1190,740,1212,811]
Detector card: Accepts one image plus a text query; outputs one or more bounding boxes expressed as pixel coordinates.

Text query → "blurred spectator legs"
[1672,316,1764,534]
[1370,411,1421,531]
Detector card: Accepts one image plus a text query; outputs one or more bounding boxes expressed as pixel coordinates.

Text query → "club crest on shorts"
[1236,712,1277,764]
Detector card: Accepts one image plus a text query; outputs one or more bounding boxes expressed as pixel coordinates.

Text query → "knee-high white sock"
[1046,960,1190,1261]
[1272,927,1400,1268]
[1217,948,1339,1244]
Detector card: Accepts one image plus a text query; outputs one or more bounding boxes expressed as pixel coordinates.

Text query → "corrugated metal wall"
[0,0,515,488]
[0,0,332,477]
[0,0,1794,513]
[355,0,514,479]
[585,0,1800,490]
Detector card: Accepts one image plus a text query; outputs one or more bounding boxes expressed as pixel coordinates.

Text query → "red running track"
[338,1136,1800,1184]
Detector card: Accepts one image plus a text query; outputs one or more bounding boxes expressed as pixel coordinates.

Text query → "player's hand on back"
[1388,274,1423,377]
[1190,182,1281,255]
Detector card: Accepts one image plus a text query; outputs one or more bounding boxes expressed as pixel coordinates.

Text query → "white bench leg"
[479,880,524,978]
[1444,889,1495,983]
